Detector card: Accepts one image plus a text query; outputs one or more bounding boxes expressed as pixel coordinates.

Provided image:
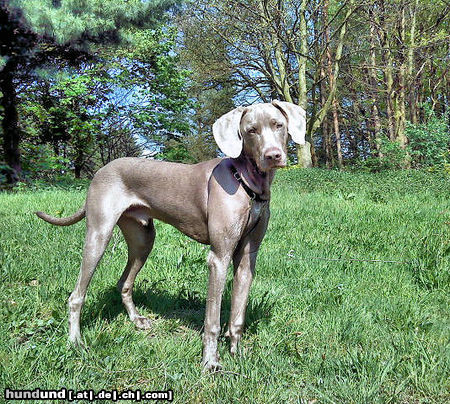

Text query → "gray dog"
[36,100,306,370]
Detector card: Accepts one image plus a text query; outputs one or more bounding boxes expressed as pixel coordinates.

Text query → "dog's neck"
[230,155,275,201]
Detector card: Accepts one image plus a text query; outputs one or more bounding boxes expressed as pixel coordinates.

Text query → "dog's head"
[212,101,306,172]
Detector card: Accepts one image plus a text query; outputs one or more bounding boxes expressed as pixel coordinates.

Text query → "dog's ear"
[212,107,247,158]
[272,100,306,145]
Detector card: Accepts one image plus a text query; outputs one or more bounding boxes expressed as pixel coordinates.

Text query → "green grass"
[1,168,449,403]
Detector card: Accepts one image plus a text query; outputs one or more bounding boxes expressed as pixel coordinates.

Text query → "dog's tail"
[35,206,86,226]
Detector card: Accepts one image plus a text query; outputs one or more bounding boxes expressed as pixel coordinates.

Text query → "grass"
[0,168,449,403]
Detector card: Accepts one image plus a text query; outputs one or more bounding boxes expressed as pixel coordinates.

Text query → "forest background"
[0,0,448,186]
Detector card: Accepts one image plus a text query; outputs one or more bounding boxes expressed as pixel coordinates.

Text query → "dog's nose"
[264,147,282,161]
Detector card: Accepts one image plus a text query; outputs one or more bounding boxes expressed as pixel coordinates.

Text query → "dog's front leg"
[202,249,231,371]
[228,213,269,355]
[228,250,256,355]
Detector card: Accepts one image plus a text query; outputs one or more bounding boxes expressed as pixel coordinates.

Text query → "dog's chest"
[245,201,268,231]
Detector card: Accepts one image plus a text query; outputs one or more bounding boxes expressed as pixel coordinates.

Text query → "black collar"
[230,165,266,202]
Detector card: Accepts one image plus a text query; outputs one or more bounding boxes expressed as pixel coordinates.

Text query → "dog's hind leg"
[117,217,155,329]
[68,198,124,346]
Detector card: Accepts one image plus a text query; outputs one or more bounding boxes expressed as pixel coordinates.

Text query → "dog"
[36,100,306,370]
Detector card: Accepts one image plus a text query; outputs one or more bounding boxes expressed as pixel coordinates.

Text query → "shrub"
[355,107,449,173]
[406,108,449,171]
[356,138,410,172]
[21,142,71,180]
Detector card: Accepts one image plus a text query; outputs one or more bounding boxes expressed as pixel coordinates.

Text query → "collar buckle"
[231,165,260,202]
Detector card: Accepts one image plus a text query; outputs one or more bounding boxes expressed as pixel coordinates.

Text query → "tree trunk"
[342,113,358,160]
[407,0,419,124]
[320,59,333,168]
[416,72,425,122]
[351,95,364,158]
[395,3,407,150]
[295,0,313,168]
[323,116,332,168]
[73,138,84,179]
[332,98,343,168]
[369,7,382,157]
[74,165,82,179]
[297,141,313,168]
[378,1,395,141]
[309,0,353,135]
[0,59,21,184]
[323,0,342,168]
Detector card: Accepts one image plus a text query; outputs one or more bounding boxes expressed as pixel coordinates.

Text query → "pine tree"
[0,0,177,183]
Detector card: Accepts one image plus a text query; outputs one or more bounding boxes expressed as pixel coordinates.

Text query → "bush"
[355,138,410,172]
[406,108,449,171]
[355,107,449,173]
[21,142,71,180]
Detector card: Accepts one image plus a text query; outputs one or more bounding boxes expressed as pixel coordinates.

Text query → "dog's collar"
[230,165,266,202]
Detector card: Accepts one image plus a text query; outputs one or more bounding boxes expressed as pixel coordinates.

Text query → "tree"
[179,0,448,170]
[0,1,37,182]
[19,27,192,177]
[0,0,177,183]
[348,0,449,165]
[181,0,356,167]
[178,15,237,161]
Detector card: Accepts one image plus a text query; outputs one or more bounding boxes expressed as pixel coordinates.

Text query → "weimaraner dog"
[36,100,306,371]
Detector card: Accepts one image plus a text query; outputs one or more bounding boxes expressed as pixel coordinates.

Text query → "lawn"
[0,168,449,403]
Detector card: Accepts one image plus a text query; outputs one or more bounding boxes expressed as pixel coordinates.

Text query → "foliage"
[353,138,408,172]
[0,162,12,187]
[21,142,71,180]
[2,0,449,182]
[20,66,107,177]
[158,138,193,163]
[0,0,182,184]
[15,26,192,178]
[118,26,192,146]
[181,131,218,163]
[406,108,450,171]
[177,19,237,163]
[179,0,449,169]
[10,0,178,45]
[354,106,449,173]
[178,86,235,162]
[1,169,449,402]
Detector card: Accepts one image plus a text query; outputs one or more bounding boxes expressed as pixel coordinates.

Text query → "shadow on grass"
[83,283,275,334]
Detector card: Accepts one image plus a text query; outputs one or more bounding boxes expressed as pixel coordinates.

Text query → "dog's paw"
[227,332,241,356]
[68,335,87,351]
[133,316,152,330]
[201,350,222,372]
[201,358,223,373]
[230,341,239,356]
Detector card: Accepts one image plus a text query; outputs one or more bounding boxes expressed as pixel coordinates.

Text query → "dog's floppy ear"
[272,100,306,145]
[212,107,247,158]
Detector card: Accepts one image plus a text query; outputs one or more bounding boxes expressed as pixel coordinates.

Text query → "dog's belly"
[156,211,210,244]
[122,205,210,244]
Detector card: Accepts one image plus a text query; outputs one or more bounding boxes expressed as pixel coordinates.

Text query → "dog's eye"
[276,123,283,129]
